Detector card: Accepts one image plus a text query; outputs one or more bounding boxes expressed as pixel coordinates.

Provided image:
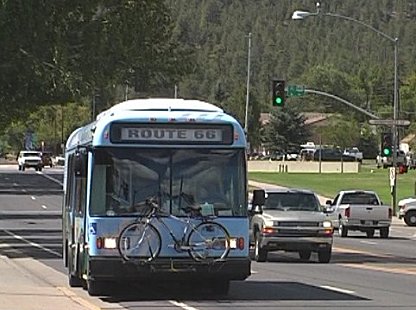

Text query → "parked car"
[314,148,356,162]
[17,151,43,171]
[53,154,65,166]
[398,197,416,226]
[343,147,363,162]
[376,150,407,169]
[325,190,392,238]
[249,188,333,263]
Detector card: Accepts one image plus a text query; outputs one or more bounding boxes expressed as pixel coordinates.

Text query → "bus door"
[67,151,88,278]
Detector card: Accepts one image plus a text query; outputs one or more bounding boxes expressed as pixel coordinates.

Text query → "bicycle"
[117,196,231,263]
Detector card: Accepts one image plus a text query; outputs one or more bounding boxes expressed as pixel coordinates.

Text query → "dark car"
[41,151,53,168]
[313,148,356,162]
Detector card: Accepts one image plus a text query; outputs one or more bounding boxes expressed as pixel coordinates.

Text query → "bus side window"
[65,155,74,211]
[74,153,88,216]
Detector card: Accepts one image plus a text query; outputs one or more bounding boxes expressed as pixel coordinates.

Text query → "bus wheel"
[68,274,83,287]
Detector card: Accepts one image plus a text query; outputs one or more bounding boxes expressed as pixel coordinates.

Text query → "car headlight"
[322,221,332,228]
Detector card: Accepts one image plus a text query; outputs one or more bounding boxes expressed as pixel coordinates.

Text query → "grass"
[249,162,416,204]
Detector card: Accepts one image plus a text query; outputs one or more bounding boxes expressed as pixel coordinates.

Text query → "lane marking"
[57,287,104,310]
[41,205,47,209]
[169,300,200,310]
[333,246,393,258]
[36,171,63,186]
[339,263,416,275]
[3,229,62,257]
[31,196,36,200]
[359,240,377,245]
[320,285,355,295]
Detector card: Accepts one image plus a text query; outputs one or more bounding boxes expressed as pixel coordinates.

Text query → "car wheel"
[404,211,416,226]
[254,232,267,262]
[298,250,311,261]
[318,247,332,263]
[366,229,375,238]
[380,227,389,238]
[338,222,348,237]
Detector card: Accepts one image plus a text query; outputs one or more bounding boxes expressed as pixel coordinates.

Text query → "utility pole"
[244,32,252,135]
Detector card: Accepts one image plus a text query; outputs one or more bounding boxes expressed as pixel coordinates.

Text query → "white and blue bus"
[63,98,250,296]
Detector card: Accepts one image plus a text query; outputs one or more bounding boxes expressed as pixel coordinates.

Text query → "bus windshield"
[90,148,246,217]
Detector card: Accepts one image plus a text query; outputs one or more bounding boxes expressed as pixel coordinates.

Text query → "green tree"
[0,1,191,131]
[262,106,311,153]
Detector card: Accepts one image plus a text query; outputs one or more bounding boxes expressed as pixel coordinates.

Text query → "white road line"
[36,171,63,186]
[320,285,355,295]
[41,205,47,209]
[169,301,200,310]
[2,229,62,257]
[360,240,377,245]
[31,196,36,200]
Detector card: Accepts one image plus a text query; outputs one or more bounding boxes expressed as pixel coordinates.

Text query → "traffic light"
[272,79,285,107]
[381,132,393,157]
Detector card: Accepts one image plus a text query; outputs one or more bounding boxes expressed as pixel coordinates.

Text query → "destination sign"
[110,123,233,145]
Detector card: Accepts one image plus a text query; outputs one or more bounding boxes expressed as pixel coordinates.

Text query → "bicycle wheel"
[118,221,161,262]
[187,221,230,262]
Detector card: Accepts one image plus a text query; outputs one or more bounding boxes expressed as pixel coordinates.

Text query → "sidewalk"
[0,255,122,310]
[248,180,404,226]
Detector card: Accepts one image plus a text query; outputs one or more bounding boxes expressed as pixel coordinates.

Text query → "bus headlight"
[98,237,117,249]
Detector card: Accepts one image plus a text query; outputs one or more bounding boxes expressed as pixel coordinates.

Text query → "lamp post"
[292,2,399,214]
[244,32,252,135]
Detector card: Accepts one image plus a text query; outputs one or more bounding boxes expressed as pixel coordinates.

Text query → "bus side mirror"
[252,189,265,207]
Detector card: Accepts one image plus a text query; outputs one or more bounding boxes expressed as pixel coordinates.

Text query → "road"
[0,165,415,309]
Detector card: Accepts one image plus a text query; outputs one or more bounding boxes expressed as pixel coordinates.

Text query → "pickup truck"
[249,188,334,263]
[17,150,43,171]
[343,147,363,162]
[398,197,416,226]
[325,190,392,238]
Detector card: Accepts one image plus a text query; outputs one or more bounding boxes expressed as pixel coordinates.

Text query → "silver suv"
[249,188,333,263]
[17,151,43,171]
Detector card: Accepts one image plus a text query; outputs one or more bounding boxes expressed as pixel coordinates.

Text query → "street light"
[244,32,252,135]
[292,2,400,214]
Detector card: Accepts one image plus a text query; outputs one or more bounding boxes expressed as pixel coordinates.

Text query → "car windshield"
[90,148,246,217]
[263,192,320,211]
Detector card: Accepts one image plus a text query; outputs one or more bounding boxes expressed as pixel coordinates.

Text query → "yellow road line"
[333,246,394,258]
[57,287,102,310]
[338,263,416,276]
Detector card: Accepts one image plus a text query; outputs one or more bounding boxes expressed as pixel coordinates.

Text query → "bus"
[62,98,250,296]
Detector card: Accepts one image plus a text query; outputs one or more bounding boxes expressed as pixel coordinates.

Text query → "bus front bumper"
[88,256,251,282]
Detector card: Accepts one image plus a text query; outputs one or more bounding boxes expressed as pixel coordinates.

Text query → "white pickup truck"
[325,190,392,238]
